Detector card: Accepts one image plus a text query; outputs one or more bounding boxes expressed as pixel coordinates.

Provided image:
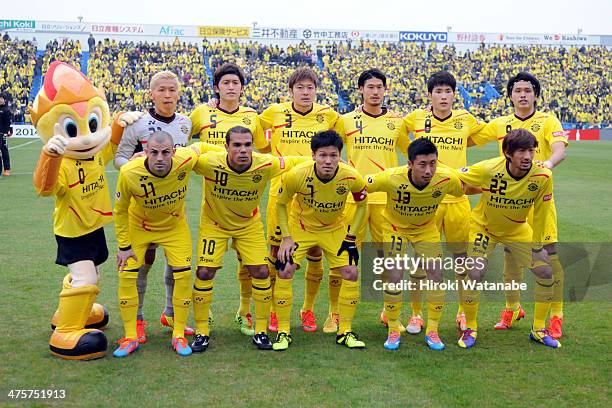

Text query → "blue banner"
[399,31,447,42]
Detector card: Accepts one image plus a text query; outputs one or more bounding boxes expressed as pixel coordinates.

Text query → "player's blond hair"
[149,71,180,90]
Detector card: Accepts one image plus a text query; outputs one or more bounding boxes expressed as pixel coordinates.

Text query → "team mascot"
[31,61,123,360]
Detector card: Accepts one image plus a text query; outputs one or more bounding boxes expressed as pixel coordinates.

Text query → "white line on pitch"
[8,140,39,150]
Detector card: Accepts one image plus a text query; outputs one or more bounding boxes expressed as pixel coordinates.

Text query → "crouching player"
[113,131,218,357]
[189,126,307,352]
[274,130,368,351]
[366,138,466,350]
[456,129,560,349]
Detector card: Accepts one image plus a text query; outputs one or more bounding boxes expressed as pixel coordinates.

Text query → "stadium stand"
[0,37,37,122]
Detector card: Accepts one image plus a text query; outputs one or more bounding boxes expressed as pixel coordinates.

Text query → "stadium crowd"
[3,36,610,127]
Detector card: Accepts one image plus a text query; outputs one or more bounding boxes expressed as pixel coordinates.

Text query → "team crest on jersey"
[531,123,541,132]
[252,174,263,183]
[242,117,252,125]
[432,190,442,198]
[528,182,539,191]
[181,125,189,134]
[336,185,348,195]
[454,121,463,130]
[178,171,187,181]
[386,122,395,130]
[316,114,324,123]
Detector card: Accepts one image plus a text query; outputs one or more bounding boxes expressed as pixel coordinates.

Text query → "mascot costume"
[31,61,122,360]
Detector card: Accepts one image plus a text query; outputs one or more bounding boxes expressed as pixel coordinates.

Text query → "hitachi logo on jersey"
[213,185,258,197]
[305,198,344,209]
[396,204,438,212]
[425,135,463,145]
[282,130,316,139]
[209,131,226,140]
[144,186,187,205]
[489,196,535,205]
[354,136,394,146]
[82,175,105,193]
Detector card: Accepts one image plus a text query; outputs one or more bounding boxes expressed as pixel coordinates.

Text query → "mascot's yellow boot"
[49,276,107,360]
[51,275,109,330]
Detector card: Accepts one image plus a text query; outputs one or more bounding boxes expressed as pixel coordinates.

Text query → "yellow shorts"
[382,222,443,259]
[197,218,268,267]
[343,202,385,244]
[290,226,348,269]
[435,198,471,254]
[125,220,192,270]
[267,195,295,246]
[527,198,558,244]
[467,221,533,268]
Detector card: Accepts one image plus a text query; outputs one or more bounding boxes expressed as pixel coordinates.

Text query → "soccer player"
[113,70,194,344]
[401,71,488,334]
[334,68,410,333]
[190,63,269,336]
[477,72,567,337]
[366,138,466,350]
[113,131,217,357]
[260,67,340,333]
[456,129,560,349]
[189,126,306,352]
[273,130,368,351]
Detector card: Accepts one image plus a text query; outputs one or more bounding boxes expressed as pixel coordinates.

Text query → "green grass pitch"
[1,139,611,407]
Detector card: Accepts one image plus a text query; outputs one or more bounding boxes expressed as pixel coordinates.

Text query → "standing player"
[274,130,368,351]
[189,126,306,352]
[401,71,487,334]
[260,67,340,333]
[456,129,560,349]
[334,69,410,333]
[113,131,217,357]
[190,63,269,337]
[478,72,567,337]
[113,70,193,344]
[366,138,466,350]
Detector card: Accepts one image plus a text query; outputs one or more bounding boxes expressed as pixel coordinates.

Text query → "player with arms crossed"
[456,129,560,349]
[113,70,194,344]
[274,130,368,351]
[478,72,567,338]
[260,67,340,333]
[367,138,466,350]
[189,126,307,352]
[400,71,488,334]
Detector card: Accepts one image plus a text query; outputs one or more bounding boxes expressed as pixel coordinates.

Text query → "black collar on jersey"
[226,156,252,174]
[218,105,240,115]
[432,110,452,122]
[408,169,430,191]
[292,102,313,116]
[505,160,531,181]
[314,163,339,184]
[144,158,173,178]
[514,110,536,122]
[362,106,387,119]
[149,108,176,124]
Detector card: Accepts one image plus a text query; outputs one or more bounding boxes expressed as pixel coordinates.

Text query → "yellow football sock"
[118,270,139,339]
[455,272,466,315]
[533,276,554,330]
[192,278,213,336]
[171,270,192,338]
[303,255,323,312]
[462,284,481,330]
[267,255,277,313]
[251,277,272,334]
[383,289,402,333]
[503,250,523,311]
[550,254,564,318]
[274,277,293,334]
[236,260,252,316]
[328,268,342,315]
[338,279,359,334]
[426,288,445,333]
[409,272,425,316]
